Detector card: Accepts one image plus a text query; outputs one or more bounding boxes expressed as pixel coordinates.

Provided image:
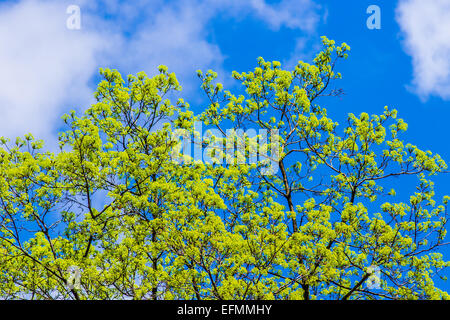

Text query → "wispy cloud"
[246,0,323,32]
[396,0,450,101]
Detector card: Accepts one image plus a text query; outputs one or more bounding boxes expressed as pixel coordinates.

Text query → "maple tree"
[0,37,448,300]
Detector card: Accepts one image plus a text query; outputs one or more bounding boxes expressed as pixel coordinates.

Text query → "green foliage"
[0,36,448,300]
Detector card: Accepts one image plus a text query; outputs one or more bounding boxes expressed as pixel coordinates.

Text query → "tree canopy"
[0,36,449,300]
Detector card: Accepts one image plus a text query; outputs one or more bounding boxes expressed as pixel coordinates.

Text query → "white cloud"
[0,0,324,147]
[0,0,107,147]
[396,0,450,100]
[86,0,325,91]
[110,1,226,95]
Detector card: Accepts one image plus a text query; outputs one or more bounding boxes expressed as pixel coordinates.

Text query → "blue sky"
[0,0,450,291]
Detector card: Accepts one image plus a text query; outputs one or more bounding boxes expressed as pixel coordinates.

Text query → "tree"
[0,36,449,300]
